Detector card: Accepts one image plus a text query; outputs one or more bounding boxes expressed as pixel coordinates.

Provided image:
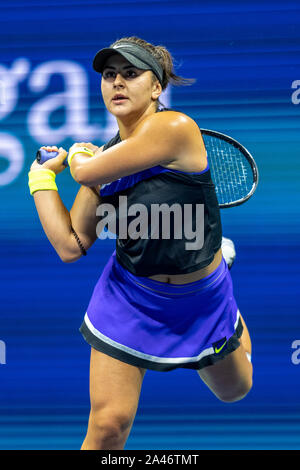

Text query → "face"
[101,54,162,118]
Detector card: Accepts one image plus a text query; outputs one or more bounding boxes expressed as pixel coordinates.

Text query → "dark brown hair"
[110,36,196,109]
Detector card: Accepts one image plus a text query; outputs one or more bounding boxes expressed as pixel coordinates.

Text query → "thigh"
[197,336,252,402]
[89,347,147,417]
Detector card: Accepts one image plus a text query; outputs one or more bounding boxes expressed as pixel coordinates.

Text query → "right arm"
[31,145,104,263]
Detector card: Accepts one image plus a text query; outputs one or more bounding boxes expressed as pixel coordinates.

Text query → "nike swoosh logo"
[214,340,227,354]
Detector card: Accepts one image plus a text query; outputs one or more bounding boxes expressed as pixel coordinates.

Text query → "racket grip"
[36,148,68,166]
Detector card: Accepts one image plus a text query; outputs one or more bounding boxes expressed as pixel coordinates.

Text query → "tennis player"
[28,36,253,450]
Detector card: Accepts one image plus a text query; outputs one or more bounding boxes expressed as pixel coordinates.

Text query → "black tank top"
[99,108,222,276]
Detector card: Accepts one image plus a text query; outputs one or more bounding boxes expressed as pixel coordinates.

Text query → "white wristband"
[68,146,94,166]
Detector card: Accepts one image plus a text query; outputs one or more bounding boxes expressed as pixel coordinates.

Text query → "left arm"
[70,113,191,187]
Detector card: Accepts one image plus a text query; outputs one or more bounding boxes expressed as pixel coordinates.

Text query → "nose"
[113,72,125,87]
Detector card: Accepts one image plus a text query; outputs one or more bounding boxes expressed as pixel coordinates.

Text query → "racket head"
[200,129,259,208]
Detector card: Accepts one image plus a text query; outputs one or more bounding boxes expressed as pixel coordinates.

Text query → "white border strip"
[83,310,240,365]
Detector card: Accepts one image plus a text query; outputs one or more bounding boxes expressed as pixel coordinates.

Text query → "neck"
[117,102,157,140]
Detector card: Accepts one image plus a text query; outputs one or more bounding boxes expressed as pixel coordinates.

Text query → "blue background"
[0,0,300,450]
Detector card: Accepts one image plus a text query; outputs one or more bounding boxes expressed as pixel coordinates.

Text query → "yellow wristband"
[28,169,58,196]
[67,146,94,167]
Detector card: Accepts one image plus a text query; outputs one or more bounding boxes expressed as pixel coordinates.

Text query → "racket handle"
[36,148,68,166]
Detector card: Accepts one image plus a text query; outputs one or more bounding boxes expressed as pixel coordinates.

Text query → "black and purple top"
[99,113,222,277]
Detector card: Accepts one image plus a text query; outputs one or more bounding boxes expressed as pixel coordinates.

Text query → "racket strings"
[203,135,254,206]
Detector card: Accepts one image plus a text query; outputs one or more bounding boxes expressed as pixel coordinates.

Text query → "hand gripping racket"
[200,129,259,208]
[36,148,68,166]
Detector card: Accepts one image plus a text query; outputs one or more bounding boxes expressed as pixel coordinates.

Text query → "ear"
[151,79,162,101]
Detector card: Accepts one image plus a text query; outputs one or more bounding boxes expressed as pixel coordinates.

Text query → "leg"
[197,313,253,403]
[239,313,252,359]
[81,347,147,450]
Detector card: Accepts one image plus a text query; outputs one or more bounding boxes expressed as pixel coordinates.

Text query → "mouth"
[112,98,128,103]
[112,95,129,103]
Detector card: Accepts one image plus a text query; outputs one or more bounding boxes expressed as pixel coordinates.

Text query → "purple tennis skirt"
[79,250,243,372]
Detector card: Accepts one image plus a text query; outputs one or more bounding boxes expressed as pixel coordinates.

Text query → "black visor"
[93,42,163,85]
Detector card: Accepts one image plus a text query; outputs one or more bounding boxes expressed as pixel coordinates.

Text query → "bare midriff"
[147,248,223,285]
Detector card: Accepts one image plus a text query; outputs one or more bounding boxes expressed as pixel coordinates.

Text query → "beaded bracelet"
[70,226,87,256]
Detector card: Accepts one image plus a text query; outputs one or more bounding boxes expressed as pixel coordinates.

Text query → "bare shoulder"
[136,110,200,136]
[138,111,206,172]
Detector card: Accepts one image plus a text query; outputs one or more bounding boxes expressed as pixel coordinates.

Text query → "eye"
[103,69,138,79]
[126,70,136,77]
[103,71,114,78]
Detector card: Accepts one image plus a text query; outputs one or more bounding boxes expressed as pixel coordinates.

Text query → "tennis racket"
[200,129,259,208]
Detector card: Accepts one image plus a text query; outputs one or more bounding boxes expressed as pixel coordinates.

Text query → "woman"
[28,36,253,450]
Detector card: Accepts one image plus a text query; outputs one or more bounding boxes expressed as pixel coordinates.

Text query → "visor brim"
[93,48,151,73]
